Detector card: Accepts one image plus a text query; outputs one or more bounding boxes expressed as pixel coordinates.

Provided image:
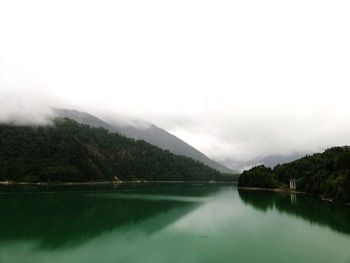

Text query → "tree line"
[238,147,350,202]
[0,119,237,182]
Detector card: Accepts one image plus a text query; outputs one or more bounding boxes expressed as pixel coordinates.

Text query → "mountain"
[238,146,350,203]
[56,109,115,132]
[0,119,236,182]
[56,109,232,173]
[221,153,306,172]
[256,154,307,168]
[111,124,233,173]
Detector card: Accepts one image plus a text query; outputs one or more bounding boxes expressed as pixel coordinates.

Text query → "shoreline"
[238,186,350,206]
[0,180,237,185]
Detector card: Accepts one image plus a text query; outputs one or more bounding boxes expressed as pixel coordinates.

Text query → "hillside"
[0,119,236,182]
[114,123,233,173]
[238,147,350,202]
[56,109,232,173]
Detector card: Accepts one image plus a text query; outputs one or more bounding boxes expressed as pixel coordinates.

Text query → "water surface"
[0,183,349,263]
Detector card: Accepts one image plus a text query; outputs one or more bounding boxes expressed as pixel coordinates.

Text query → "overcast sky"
[1,0,350,162]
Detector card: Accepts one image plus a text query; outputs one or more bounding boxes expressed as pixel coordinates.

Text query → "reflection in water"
[0,184,350,263]
[0,183,215,248]
[290,193,297,204]
[238,189,350,235]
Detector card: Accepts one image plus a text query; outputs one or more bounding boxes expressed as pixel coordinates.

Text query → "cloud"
[0,0,350,161]
[168,102,350,161]
[0,65,57,125]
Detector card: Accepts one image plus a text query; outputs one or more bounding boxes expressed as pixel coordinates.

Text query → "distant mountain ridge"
[55,109,232,173]
[221,153,306,172]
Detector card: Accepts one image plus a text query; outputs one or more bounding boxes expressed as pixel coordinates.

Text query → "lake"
[0,183,349,263]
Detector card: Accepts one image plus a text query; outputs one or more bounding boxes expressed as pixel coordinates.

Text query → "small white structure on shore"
[289,179,297,190]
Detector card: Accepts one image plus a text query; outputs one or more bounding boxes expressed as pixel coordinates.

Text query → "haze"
[1,0,350,163]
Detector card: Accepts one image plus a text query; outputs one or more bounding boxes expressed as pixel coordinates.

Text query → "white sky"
[1,0,350,161]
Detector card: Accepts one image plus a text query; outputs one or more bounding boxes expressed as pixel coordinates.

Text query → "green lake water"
[0,183,349,263]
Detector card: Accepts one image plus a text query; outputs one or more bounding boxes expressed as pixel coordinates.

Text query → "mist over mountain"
[55,109,232,173]
[221,153,307,172]
[1,0,350,171]
[55,109,115,132]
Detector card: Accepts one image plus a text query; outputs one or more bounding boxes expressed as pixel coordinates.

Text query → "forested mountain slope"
[238,147,350,202]
[0,119,234,182]
[56,109,232,173]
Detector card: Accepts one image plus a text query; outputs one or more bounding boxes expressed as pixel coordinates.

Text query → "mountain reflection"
[1,185,350,263]
[238,189,350,235]
[0,183,219,248]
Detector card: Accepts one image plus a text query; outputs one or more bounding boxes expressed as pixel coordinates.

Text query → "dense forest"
[0,119,236,182]
[238,147,350,202]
